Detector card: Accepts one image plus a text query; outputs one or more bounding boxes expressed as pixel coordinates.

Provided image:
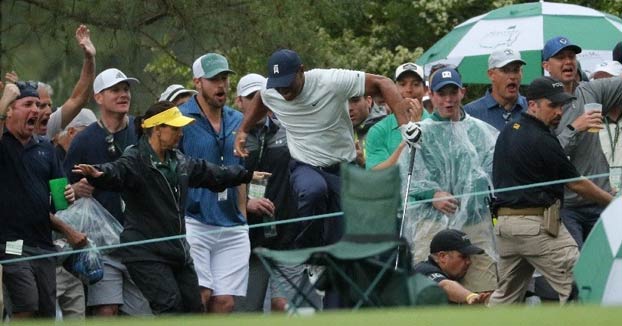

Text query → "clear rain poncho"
[398,114,499,262]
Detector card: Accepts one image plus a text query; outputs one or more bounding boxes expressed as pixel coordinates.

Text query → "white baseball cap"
[395,62,424,81]
[236,73,266,97]
[591,60,622,78]
[488,48,526,69]
[158,84,197,102]
[65,108,97,130]
[93,68,139,94]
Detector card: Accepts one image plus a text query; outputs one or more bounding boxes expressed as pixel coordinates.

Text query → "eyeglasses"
[105,134,118,157]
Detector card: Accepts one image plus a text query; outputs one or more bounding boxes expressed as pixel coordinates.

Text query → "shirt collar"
[521,112,551,131]
[431,108,466,121]
[484,89,528,112]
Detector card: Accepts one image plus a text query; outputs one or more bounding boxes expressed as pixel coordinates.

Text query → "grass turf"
[9,305,622,326]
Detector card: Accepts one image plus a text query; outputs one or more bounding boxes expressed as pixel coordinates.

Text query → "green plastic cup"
[49,177,69,211]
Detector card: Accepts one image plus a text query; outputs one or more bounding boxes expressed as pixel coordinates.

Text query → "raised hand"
[4,71,18,84]
[75,24,96,58]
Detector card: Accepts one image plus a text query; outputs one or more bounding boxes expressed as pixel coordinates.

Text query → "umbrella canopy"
[417,1,622,84]
[574,197,622,305]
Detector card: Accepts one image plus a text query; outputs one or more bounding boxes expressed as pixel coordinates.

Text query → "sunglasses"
[105,134,118,157]
[16,80,38,89]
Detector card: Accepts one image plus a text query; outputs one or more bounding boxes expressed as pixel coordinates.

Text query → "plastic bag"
[55,197,123,248]
[62,239,104,285]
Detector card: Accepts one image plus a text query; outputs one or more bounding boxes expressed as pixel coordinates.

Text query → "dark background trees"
[2,0,620,112]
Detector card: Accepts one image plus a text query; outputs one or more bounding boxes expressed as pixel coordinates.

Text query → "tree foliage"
[2,0,621,112]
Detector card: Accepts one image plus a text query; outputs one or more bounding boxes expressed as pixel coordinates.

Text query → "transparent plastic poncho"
[398,115,499,261]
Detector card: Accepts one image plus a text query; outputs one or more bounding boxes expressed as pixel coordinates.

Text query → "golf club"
[395,142,417,270]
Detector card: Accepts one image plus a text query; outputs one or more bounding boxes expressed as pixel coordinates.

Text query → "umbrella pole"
[395,144,417,270]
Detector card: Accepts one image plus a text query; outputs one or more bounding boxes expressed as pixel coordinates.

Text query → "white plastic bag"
[55,198,123,248]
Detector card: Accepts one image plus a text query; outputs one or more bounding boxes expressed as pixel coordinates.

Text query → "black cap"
[429,229,484,255]
[613,42,622,65]
[526,76,576,105]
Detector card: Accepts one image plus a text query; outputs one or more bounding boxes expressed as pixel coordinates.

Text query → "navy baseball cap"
[15,81,40,100]
[266,49,302,89]
[542,36,582,61]
[430,229,484,255]
[430,67,462,92]
[526,76,576,105]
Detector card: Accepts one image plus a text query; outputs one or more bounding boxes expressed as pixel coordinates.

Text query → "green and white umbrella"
[574,196,622,305]
[417,1,622,84]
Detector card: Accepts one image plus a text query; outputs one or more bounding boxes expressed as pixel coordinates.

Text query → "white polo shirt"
[261,69,365,167]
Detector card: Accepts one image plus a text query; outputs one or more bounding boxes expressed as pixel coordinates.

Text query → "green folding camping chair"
[254,163,446,312]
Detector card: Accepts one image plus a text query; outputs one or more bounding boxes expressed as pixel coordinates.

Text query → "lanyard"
[200,109,226,165]
[605,116,621,160]
[257,118,272,165]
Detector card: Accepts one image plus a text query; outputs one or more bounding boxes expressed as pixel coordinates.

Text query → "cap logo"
[559,38,568,45]
[442,71,452,79]
[551,82,563,88]
[504,49,513,55]
[403,63,417,70]
[273,64,280,75]
[116,72,124,79]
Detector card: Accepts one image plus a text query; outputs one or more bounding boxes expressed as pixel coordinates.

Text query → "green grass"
[9,305,622,326]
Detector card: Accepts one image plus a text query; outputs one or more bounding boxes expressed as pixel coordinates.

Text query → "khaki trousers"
[410,220,498,292]
[489,215,579,305]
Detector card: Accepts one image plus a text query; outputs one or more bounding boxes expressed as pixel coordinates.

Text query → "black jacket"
[244,117,298,249]
[89,139,252,265]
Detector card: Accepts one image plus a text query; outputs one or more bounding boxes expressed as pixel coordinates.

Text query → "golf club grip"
[407,145,416,175]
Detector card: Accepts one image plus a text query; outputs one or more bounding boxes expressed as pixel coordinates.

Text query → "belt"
[497,207,545,216]
[317,163,342,174]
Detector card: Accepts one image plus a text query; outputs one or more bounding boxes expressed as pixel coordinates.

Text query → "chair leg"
[355,251,398,309]
[324,250,399,309]
[255,255,322,313]
[323,257,375,309]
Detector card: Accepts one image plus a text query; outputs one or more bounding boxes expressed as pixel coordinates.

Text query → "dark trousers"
[125,260,202,314]
[561,204,604,248]
[289,160,343,248]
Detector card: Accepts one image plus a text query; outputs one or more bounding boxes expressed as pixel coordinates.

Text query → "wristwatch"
[566,124,575,132]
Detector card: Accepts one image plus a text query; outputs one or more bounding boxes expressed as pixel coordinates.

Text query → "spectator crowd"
[1,24,620,320]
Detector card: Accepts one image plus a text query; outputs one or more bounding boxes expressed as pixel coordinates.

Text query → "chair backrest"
[340,163,401,240]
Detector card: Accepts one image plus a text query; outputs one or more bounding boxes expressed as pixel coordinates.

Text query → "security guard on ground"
[488,76,613,305]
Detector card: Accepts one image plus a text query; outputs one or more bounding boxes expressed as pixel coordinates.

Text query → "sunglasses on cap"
[16,80,38,89]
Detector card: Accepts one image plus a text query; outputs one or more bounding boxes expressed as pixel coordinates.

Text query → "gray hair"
[37,82,54,97]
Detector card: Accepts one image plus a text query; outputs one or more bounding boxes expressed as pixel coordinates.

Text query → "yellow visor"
[141,106,195,128]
